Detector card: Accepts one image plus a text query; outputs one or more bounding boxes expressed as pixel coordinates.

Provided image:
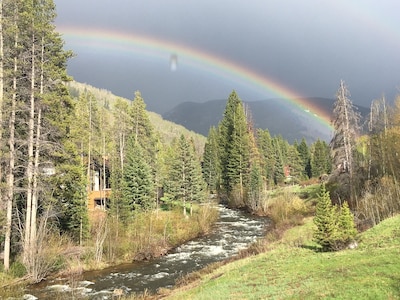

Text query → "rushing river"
[26,205,268,299]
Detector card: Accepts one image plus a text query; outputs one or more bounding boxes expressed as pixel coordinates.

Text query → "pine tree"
[129,90,156,164]
[313,184,337,251]
[121,138,154,212]
[256,128,275,187]
[311,139,331,178]
[109,162,130,223]
[218,91,251,200]
[55,163,88,243]
[202,126,220,193]
[335,201,357,246]
[113,98,130,169]
[166,135,206,215]
[286,145,304,183]
[188,137,207,203]
[247,163,263,211]
[297,138,312,178]
[272,137,286,185]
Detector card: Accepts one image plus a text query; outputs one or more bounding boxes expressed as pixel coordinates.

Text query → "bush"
[9,261,27,278]
[358,176,400,227]
[267,190,310,228]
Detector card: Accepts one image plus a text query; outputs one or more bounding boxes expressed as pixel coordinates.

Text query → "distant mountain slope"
[66,81,206,151]
[162,98,369,143]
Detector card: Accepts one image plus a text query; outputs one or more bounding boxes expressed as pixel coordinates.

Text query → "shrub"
[267,190,310,228]
[9,261,27,278]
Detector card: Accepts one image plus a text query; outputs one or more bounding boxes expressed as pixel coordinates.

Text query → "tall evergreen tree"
[113,98,130,170]
[297,138,312,178]
[202,126,220,193]
[129,90,156,163]
[311,139,331,178]
[256,128,275,187]
[187,137,207,203]
[121,138,154,212]
[166,135,206,214]
[271,136,285,185]
[286,145,303,183]
[218,91,251,201]
[247,163,263,211]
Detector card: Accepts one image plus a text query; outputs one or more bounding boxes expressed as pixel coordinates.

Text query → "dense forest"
[1,0,400,288]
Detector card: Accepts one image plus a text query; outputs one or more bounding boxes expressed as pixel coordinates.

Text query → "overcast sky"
[54,0,400,114]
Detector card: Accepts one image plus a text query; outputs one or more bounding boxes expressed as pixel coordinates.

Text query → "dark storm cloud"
[54,0,400,113]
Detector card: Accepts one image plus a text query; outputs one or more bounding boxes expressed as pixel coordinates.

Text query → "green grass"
[165,214,400,300]
[266,184,320,203]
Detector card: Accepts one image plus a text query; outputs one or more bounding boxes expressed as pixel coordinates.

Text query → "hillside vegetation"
[164,213,400,299]
[67,81,206,150]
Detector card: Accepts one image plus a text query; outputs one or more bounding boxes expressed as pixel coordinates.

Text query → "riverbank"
[23,205,267,299]
[0,203,219,298]
[160,214,400,299]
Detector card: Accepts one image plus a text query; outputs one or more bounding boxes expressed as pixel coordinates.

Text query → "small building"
[87,157,111,210]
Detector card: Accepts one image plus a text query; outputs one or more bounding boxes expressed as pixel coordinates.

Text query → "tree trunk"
[4,8,19,271]
[87,92,92,194]
[24,26,36,265]
[0,0,4,192]
[29,37,45,264]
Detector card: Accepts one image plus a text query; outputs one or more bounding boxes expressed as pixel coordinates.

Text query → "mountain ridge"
[162,97,369,143]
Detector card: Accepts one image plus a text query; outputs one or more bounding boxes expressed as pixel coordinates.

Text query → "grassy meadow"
[161,211,400,299]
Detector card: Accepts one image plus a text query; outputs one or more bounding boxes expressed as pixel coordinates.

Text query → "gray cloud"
[54,0,400,113]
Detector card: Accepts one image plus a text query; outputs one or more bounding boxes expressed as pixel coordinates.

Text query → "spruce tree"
[129,90,156,164]
[202,126,220,193]
[313,184,337,251]
[113,98,130,169]
[286,145,304,183]
[121,137,154,212]
[166,135,206,214]
[256,129,275,187]
[218,91,251,199]
[188,137,207,203]
[55,163,88,243]
[247,164,263,211]
[335,201,357,246]
[272,137,285,185]
[109,162,131,223]
[311,139,331,178]
[297,138,312,178]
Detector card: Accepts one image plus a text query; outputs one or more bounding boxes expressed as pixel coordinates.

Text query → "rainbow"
[57,26,333,130]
